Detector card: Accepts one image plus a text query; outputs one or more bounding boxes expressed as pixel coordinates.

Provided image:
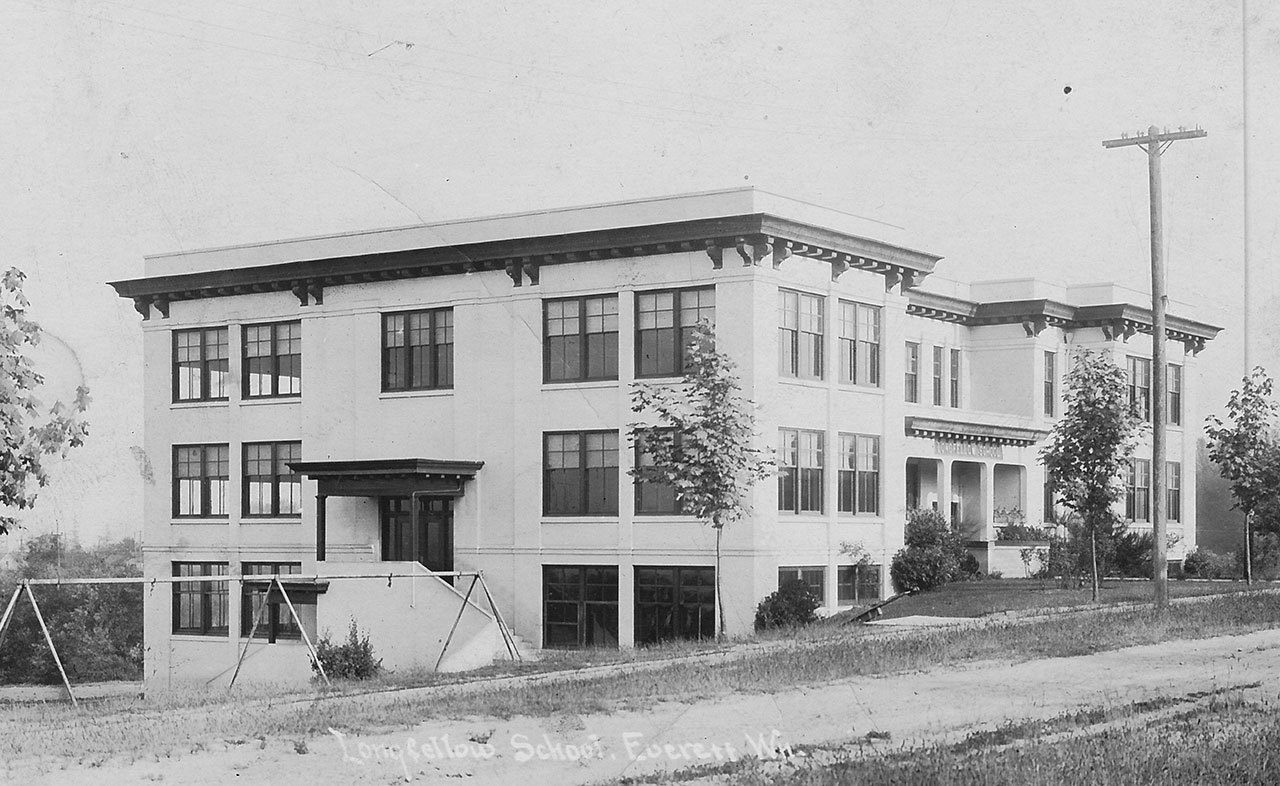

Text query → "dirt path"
[7,628,1279,785]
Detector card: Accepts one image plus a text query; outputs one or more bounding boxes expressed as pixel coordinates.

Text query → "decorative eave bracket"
[703,233,926,294]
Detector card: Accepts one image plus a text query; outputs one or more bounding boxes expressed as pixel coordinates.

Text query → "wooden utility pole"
[1103,125,1207,609]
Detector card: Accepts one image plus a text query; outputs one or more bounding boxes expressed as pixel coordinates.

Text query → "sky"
[0,0,1275,551]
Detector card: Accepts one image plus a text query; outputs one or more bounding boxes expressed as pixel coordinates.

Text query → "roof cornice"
[110,213,943,319]
[906,294,1222,354]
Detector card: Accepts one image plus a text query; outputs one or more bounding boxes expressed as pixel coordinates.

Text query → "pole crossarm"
[1102,128,1207,148]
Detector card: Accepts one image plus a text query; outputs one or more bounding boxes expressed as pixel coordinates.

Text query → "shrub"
[314,619,382,680]
[996,523,1051,541]
[1184,549,1238,579]
[754,579,820,630]
[1111,531,1154,578]
[891,508,972,593]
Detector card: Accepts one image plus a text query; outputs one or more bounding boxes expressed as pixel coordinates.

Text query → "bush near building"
[0,534,143,685]
[754,578,821,630]
[313,619,382,680]
[890,509,976,593]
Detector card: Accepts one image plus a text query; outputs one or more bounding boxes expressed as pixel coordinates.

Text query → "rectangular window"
[634,429,682,515]
[172,562,229,636]
[1167,364,1182,426]
[1126,458,1151,521]
[838,301,881,386]
[243,321,302,398]
[904,342,920,403]
[1044,351,1057,417]
[636,287,714,377]
[634,566,714,645]
[779,290,824,379]
[1167,462,1182,522]
[778,428,823,514]
[838,434,880,515]
[243,441,302,518]
[1127,357,1152,422]
[1044,477,1058,524]
[543,431,619,515]
[949,348,962,408]
[240,562,302,640]
[542,565,619,649]
[932,346,944,405]
[172,327,229,403]
[382,309,453,392]
[545,296,618,382]
[837,564,882,604]
[778,566,826,605]
[172,444,229,518]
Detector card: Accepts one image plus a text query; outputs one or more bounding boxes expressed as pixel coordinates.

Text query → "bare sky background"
[1,1,1276,550]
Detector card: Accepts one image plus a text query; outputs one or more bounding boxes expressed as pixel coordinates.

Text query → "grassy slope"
[4,591,1280,763]
[876,578,1252,620]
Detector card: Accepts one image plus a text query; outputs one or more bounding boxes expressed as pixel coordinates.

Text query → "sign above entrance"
[933,439,1004,460]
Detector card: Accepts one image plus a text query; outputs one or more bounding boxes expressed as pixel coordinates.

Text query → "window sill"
[634,515,701,523]
[240,396,301,407]
[170,519,230,525]
[379,389,454,400]
[778,377,828,391]
[170,401,230,410]
[835,383,884,394]
[541,517,620,525]
[541,380,620,392]
[170,633,228,641]
[236,637,304,644]
[241,518,303,525]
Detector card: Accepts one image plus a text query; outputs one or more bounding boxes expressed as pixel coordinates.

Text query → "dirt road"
[7,628,1279,785]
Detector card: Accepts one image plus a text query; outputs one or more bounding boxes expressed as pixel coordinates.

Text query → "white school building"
[110,188,1220,687]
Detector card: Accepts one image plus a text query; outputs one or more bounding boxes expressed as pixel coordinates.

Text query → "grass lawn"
[647,690,1280,785]
[875,577,1256,620]
[4,591,1280,764]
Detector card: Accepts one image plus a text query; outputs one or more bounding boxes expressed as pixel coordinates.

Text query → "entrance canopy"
[290,458,484,497]
[289,458,484,561]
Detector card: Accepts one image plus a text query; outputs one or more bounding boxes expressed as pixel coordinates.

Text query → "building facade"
[111,189,1220,683]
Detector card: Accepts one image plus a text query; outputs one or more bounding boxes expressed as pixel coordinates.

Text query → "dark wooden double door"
[379,496,453,573]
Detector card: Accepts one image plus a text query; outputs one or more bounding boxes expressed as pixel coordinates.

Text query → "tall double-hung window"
[635,287,715,377]
[545,296,618,382]
[1167,364,1182,425]
[904,342,921,403]
[1167,461,1182,522]
[243,321,301,398]
[173,444,229,518]
[382,309,453,391]
[543,431,619,515]
[931,347,944,405]
[172,562,228,636]
[1044,351,1057,417]
[1127,357,1152,421]
[173,327,229,402]
[1126,458,1151,521]
[778,428,824,514]
[243,441,302,518]
[779,290,824,379]
[837,434,880,515]
[949,349,962,407]
[838,301,880,386]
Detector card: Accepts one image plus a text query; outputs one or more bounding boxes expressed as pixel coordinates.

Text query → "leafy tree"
[0,267,91,535]
[1205,367,1280,584]
[1040,349,1141,601]
[0,535,143,684]
[629,324,773,640]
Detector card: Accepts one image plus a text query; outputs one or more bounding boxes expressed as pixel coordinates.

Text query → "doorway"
[380,496,454,573]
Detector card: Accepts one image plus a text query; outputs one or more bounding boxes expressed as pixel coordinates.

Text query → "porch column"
[982,463,996,541]
[316,494,327,562]
[940,459,952,523]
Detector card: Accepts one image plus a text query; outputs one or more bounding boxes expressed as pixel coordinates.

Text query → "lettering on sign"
[933,439,1004,460]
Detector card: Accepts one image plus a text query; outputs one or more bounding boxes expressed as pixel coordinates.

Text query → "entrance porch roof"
[905,416,1048,447]
[289,458,484,497]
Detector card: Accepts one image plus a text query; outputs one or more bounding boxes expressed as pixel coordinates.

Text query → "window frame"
[837,300,881,387]
[634,286,715,379]
[931,346,944,405]
[542,430,620,516]
[633,428,685,516]
[172,562,229,636]
[1126,458,1152,522]
[1044,351,1057,417]
[1167,461,1182,522]
[172,444,230,519]
[242,320,302,399]
[949,348,962,408]
[1127,356,1152,422]
[904,342,921,403]
[778,566,826,605]
[779,289,825,380]
[542,565,620,649]
[241,441,303,519]
[172,327,229,403]
[634,565,715,645]
[543,295,619,383]
[1167,363,1182,426]
[778,428,824,514]
[837,433,880,516]
[381,308,454,392]
[837,564,882,605]
[240,562,302,641]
